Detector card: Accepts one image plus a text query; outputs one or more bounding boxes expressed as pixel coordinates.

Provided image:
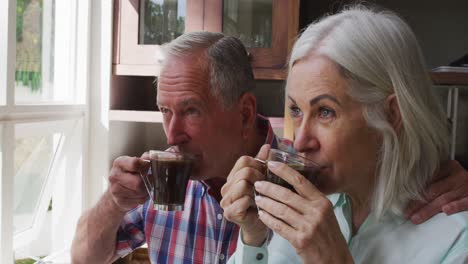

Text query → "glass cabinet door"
[113,0,202,76]
[222,0,272,48]
[203,0,299,79]
[139,0,186,45]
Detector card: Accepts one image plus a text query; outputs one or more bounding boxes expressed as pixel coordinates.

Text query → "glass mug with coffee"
[140,150,196,211]
[256,149,320,192]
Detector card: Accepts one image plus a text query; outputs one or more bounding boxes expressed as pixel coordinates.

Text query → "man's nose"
[165,115,189,146]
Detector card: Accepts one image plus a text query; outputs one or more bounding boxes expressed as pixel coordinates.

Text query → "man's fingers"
[403,200,426,219]
[109,168,148,192]
[140,151,150,160]
[113,156,150,174]
[423,177,455,202]
[442,197,468,215]
[409,190,462,224]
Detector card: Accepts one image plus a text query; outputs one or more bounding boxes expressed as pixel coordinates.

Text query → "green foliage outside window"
[16,0,43,92]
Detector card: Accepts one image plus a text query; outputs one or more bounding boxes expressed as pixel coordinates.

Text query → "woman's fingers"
[254,180,307,213]
[258,209,296,243]
[255,194,304,230]
[223,195,256,223]
[266,161,321,200]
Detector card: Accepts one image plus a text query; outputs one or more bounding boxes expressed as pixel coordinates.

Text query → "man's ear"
[385,94,402,132]
[238,92,257,138]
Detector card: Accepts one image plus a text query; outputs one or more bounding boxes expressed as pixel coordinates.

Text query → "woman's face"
[286,54,381,195]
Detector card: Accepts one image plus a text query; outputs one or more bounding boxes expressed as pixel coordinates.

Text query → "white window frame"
[0,0,113,262]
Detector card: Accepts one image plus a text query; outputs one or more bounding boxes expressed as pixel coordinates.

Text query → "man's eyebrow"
[156,98,203,107]
[179,98,203,107]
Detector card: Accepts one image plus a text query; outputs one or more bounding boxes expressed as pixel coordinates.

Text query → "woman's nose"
[293,122,320,154]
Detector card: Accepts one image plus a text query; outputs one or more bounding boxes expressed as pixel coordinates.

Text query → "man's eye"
[288,105,302,118]
[185,107,200,116]
[159,107,170,114]
[318,107,335,119]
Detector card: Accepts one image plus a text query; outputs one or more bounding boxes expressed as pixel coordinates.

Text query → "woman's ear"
[238,92,257,138]
[385,94,402,132]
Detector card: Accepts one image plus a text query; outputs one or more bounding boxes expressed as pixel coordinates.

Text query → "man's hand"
[108,153,151,212]
[220,144,270,246]
[405,160,468,224]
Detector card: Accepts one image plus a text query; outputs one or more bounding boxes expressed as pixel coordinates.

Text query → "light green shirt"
[229,193,468,264]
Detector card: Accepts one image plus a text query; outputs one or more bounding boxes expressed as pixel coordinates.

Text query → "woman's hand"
[254,161,353,263]
[220,144,270,246]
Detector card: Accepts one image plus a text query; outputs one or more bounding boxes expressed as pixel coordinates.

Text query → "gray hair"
[159,32,254,108]
[288,6,449,217]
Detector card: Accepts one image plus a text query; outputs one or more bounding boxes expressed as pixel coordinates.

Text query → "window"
[0,0,99,263]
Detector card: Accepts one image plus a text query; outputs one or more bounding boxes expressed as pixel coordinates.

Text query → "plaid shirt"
[115,116,292,264]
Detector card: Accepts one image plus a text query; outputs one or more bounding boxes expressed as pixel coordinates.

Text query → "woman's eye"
[318,107,335,119]
[288,105,303,118]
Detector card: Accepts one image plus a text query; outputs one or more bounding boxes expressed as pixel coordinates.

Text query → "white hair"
[288,6,449,217]
[159,32,254,108]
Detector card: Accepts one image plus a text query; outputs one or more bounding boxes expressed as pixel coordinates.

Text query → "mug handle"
[139,159,154,202]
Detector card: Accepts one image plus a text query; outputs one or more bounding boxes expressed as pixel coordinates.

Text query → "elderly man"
[71,31,468,264]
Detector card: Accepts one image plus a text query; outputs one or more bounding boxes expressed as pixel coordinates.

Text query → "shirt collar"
[328,193,347,208]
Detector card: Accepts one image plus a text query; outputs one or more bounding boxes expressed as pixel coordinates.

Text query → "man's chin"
[189,170,211,181]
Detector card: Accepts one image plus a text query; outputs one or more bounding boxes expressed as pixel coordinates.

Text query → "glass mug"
[255,149,320,192]
[140,150,196,211]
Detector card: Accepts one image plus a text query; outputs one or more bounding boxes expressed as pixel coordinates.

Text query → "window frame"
[0,0,113,262]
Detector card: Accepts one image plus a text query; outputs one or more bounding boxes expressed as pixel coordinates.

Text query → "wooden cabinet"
[203,0,299,80]
[113,0,203,76]
[113,0,300,80]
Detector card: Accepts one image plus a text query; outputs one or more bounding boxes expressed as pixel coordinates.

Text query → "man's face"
[157,56,246,181]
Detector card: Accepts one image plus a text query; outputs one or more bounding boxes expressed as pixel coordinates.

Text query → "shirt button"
[256,253,264,260]
[219,253,225,260]
[217,213,223,220]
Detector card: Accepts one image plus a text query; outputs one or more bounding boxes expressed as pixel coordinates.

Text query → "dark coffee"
[150,159,193,206]
[266,163,318,192]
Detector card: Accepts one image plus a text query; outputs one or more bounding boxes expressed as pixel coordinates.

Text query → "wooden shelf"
[431,72,468,86]
[109,110,163,123]
[431,66,468,86]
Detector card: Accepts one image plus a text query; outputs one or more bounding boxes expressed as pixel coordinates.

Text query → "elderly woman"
[221,6,468,263]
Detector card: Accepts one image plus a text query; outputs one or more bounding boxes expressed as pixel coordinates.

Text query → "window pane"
[15,0,79,104]
[12,119,83,261]
[139,0,186,45]
[223,0,272,48]
[13,130,62,234]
